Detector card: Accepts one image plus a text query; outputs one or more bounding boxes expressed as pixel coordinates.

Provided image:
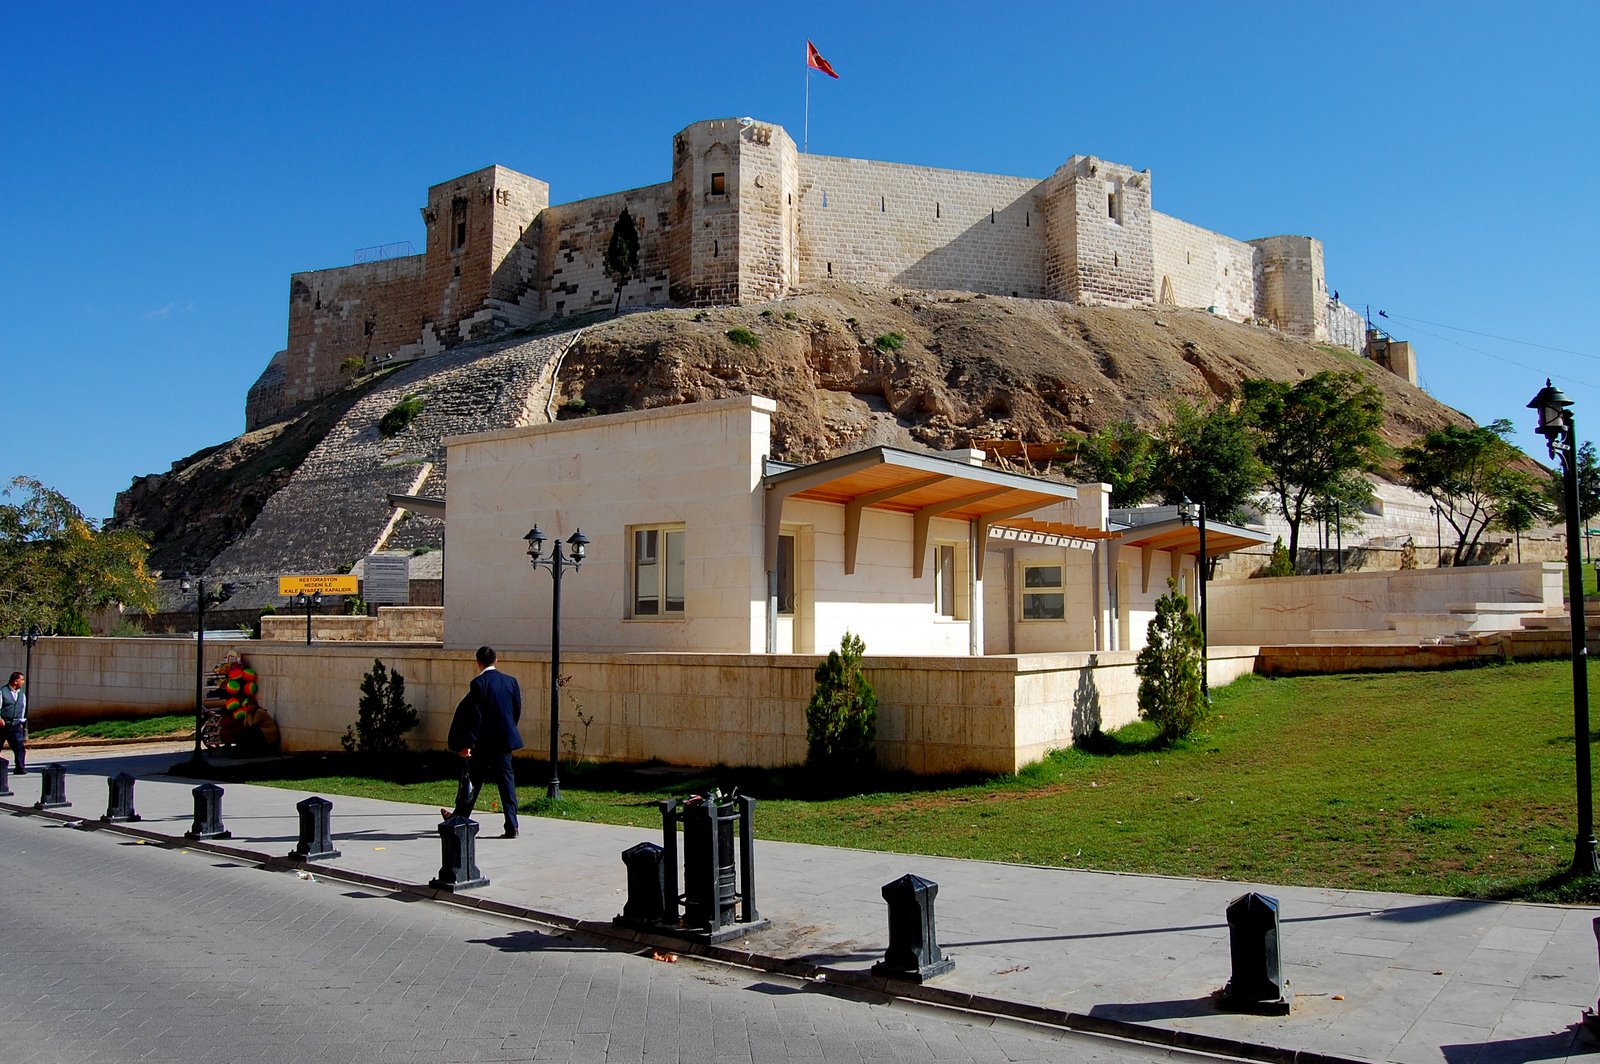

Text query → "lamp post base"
[1573,836,1600,878]
[546,779,561,801]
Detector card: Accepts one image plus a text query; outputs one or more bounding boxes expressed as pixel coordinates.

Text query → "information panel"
[278,574,360,596]
[362,555,411,604]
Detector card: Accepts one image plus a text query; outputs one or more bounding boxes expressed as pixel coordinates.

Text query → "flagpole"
[804,60,810,154]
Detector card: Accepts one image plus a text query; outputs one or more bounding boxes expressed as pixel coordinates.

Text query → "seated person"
[237,705,279,754]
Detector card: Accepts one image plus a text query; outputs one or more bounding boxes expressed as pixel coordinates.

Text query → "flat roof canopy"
[764,447,1081,577]
[1114,517,1273,558]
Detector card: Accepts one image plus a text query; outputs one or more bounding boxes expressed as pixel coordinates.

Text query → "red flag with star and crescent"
[807,40,839,78]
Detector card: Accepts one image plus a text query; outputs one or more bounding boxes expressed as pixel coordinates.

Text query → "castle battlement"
[247,116,1369,429]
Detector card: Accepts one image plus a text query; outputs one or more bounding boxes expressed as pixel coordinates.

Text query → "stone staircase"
[200,325,585,610]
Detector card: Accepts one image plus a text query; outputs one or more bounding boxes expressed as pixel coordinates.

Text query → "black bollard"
[1218,891,1292,1014]
[0,757,11,797]
[288,795,341,861]
[35,763,70,809]
[429,816,488,891]
[871,873,955,983]
[620,841,666,923]
[102,772,140,823]
[186,782,232,840]
[1586,917,1600,1035]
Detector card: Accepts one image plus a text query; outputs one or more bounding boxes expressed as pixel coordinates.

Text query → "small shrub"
[342,658,418,756]
[378,394,425,437]
[805,631,878,779]
[725,327,760,350]
[845,316,858,326]
[1134,580,1206,744]
[340,356,365,375]
[345,595,368,616]
[872,332,906,353]
[251,605,276,640]
[783,311,798,321]
[693,310,710,322]
[1260,537,1295,578]
[107,617,146,637]
[561,397,588,413]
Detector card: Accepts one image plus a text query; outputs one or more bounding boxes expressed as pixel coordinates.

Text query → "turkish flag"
[807,40,839,78]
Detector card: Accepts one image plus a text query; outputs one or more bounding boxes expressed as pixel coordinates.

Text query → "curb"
[1,795,1371,1064]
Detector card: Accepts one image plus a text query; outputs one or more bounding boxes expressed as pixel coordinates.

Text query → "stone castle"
[246,116,1376,430]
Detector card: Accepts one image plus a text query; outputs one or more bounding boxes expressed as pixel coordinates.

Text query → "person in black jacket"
[440,647,524,838]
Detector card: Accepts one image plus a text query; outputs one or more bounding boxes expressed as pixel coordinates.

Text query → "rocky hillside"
[114,285,1471,610]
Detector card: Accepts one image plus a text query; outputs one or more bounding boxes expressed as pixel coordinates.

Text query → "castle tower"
[668,118,799,306]
[1040,156,1154,307]
[420,165,549,345]
[1249,235,1328,341]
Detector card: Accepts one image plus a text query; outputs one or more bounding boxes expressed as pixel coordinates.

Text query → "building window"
[632,526,685,616]
[710,172,726,196]
[1106,179,1123,225]
[1021,564,1065,620]
[450,197,468,250]
[776,534,796,615]
[934,543,961,619]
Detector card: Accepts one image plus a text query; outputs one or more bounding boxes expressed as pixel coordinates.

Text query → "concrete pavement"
[5,743,1599,1064]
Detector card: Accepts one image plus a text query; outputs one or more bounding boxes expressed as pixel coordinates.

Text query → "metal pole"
[548,542,563,801]
[1560,414,1599,876]
[1435,507,1444,567]
[304,594,313,646]
[193,580,206,764]
[1198,502,1209,703]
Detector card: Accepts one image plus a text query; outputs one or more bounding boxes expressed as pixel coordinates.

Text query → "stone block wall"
[420,165,549,346]
[795,155,1042,296]
[1041,157,1154,307]
[1251,234,1327,341]
[538,183,674,320]
[1151,212,1254,319]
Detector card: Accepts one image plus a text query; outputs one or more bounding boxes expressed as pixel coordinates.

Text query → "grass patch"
[872,332,906,352]
[725,327,760,350]
[231,661,1600,901]
[31,714,194,742]
[378,394,425,436]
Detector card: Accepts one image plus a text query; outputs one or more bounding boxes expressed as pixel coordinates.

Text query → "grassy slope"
[242,659,1600,902]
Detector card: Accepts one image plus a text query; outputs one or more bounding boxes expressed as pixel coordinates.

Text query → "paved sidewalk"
[5,745,1599,1064]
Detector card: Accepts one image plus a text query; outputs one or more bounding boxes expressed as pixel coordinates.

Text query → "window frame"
[1019,562,1066,622]
[629,524,686,619]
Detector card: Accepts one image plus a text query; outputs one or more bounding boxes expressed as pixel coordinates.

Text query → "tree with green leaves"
[1135,579,1206,744]
[1241,371,1386,559]
[805,630,878,780]
[1153,400,1266,523]
[1495,469,1555,563]
[1547,440,1600,526]
[1066,420,1158,508]
[342,658,419,757]
[603,208,640,316]
[1399,419,1524,566]
[0,476,157,635]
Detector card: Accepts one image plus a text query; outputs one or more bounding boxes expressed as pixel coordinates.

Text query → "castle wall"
[1251,235,1327,341]
[280,255,428,413]
[1327,300,1367,354]
[1041,157,1155,308]
[1150,212,1255,320]
[795,155,1043,297]
[537,183,674,320]
[421,165,548,345]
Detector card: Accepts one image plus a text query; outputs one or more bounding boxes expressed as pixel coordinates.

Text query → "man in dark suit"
[441,646,523,838]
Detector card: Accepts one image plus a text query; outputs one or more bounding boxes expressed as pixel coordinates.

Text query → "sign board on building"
[363,554,411,604]
[278,574,360,596]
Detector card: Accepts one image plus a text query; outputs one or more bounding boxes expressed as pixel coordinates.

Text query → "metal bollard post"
[102,772,141,823]
[288,795,341,861]
[0,757,11,797]
[429,816,488,891]
[620,842,666,923]
[871,874,955,982]
[1586,917,1600,1035]
[1218,891,1292,1014]
[658,799,680,925]
[35,763,70,809]
[186,782,232,840]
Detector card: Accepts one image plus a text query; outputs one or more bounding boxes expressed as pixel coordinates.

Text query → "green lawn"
[30,714,193,742]
[236,659,1600,903]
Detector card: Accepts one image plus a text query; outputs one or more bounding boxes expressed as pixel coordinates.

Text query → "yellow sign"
[278,574,359,596]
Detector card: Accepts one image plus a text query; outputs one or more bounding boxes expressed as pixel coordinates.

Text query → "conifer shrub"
[805,631,878,778]
[378,394,425,437]
[1134,580,1206,744]
[342,658,418,756]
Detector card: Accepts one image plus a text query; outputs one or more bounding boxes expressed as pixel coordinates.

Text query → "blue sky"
[3,2,1595,523]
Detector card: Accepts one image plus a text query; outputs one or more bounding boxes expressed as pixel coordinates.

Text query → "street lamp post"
[175,575,233,773]
[294,592,322,646]
[19,625,39,716]
[1528,380,1600,877]
[524,525,589,801]
[1179,499,1210,702]
[1429,504,1444,567]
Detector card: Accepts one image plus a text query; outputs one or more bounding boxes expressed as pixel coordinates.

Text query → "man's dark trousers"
[453,753,517,832]
[0,721,24,774]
